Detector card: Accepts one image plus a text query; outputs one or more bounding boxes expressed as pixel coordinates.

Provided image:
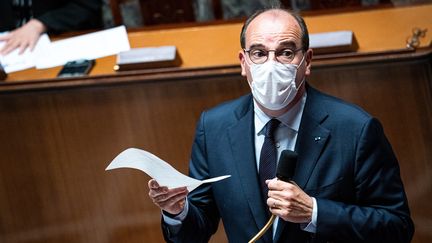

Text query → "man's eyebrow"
[278,41,297,49]
[247,41,298,50]
[247,43,267,50]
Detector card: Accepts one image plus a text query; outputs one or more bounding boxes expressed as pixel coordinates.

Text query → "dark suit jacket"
[163,84,414,243]
[0,0,102,33]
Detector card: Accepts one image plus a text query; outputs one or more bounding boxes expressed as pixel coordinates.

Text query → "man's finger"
[149,186,168,198]
[28,38,38,52]
[158,190,188,208]
[18,42,29,55]
[0,34,11,41]
[154,187,188,203]
[1,40,19,55]
[148,179,160,189]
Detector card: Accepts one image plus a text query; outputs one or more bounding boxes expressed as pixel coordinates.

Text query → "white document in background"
[310,30,354,48]
[106,148,231,192]
[0,33,51,73]
[36,25,130,69]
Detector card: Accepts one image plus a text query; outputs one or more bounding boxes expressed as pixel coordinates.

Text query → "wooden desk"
[0,5,431,243]
[3,4,431,84]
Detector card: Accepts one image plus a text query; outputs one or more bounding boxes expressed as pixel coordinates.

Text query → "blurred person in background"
[0,0,103,55]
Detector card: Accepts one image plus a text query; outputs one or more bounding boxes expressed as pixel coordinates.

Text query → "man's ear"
[305,49,313,76]
[239,50,247,77]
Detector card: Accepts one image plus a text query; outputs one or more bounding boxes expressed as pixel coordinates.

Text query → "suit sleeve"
[35,0,102,33]
[315,118,414,242]
[162,112,220,242]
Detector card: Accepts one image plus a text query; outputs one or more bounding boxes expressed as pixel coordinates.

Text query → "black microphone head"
[276,150,298,182]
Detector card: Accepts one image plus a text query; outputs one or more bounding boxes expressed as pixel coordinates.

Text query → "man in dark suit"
[0,0,102,55]
[147,7,414,243]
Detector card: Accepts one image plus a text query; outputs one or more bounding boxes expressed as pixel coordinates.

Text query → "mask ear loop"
[294,52,307,90]
[295,77,306,91]
[243,50,255,87]
[294,52,306,69]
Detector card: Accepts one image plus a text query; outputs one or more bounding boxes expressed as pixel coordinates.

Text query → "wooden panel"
[0,74,248,242]
[0,49,431,243]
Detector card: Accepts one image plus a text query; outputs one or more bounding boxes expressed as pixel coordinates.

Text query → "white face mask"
[248,55,305,110]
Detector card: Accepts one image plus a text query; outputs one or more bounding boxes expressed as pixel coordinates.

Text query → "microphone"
[276,150,298,183]
[248,150,298,243]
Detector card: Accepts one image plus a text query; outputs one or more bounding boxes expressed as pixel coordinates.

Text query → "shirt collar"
[254,91,307,135]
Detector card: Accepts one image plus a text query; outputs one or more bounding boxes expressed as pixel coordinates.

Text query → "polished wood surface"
[0,5,431,243]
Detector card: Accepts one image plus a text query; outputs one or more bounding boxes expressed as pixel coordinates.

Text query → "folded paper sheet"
[106,148,230,192]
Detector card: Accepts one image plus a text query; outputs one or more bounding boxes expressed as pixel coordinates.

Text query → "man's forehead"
[248,10,299,31]
[245,11,301,46]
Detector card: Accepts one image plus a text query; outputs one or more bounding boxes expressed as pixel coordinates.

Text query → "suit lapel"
[227,96,270,235]
[294,86,330,188]
[274,85,330,242]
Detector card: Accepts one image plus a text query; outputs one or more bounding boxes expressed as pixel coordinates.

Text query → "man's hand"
[0,19,46,55]
[148,179,188,215]
[266,179,313,223]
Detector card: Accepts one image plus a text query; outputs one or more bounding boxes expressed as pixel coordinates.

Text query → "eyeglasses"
[243,47,303,64]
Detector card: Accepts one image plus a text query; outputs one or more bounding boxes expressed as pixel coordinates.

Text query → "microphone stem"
[248,214,276,243]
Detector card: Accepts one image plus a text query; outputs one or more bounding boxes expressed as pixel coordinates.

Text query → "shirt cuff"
[300,197,317,233]
[162,199,189,226]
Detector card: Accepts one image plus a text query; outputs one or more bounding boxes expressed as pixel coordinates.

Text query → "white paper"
[0,33,51,73]
[310,30,354,48]
[117,46,177,64]
[36,26,130,69]
[106,148,230,192]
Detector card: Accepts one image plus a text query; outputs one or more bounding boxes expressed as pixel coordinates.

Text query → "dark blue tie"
[259,118,280,206]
